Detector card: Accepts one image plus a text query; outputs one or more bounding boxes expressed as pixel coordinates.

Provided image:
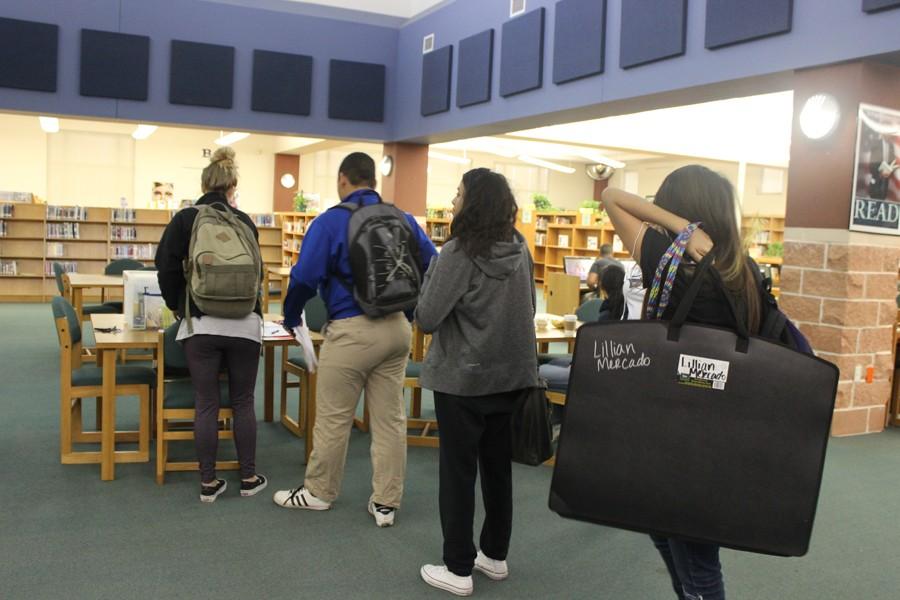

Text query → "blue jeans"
[650,535,725,600]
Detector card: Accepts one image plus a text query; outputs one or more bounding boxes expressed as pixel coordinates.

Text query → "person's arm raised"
[601,187,713,262]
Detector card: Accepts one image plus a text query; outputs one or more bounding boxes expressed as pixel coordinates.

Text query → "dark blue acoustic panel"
[80,29,150,101]
[553,0,607,84]
[863,0,900,12]
[500,7,545,97]
[705,0,793,49]
[252,50,312,116]
[457,29,494,108]
[421,46,453,116]
[620,0,687,69]
[328,59,385,122]
[169,40,234,109]
[0,17,58,92]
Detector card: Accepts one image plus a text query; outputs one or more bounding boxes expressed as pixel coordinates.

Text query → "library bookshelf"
[0,202,282,302]
[530,211,625,287]
[425,208,453,248]
[279,212,319,268]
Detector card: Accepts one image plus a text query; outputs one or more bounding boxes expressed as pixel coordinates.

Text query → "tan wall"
[608,156,787,216]
[0,114,48,199]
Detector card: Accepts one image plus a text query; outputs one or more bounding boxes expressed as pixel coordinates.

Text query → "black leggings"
[183,334,261,482]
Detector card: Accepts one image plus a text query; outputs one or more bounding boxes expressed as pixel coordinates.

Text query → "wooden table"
[90,314,159,481]
[263,267,292,313]
[69,274,123,322]
[535,323,581,353]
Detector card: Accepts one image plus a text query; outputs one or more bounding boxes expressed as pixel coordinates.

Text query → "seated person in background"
[586,244,624,293]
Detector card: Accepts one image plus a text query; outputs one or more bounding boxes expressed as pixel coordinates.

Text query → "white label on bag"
[677,354,729,391]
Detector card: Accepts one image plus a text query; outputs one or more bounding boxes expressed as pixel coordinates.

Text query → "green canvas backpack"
[183,203,262,325]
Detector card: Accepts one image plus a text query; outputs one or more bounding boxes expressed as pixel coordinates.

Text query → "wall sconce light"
[799,93,840,140]
[380,155,394,177]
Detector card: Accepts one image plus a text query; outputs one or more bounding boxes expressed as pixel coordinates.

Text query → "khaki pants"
[304,312,411,507]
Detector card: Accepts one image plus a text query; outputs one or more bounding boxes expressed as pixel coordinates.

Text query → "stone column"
[781,61,900,435]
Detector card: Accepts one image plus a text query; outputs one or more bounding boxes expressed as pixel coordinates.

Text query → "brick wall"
[780,240,900,435]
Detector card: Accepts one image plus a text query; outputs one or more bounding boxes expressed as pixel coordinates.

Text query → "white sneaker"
[420,564,473,597]
[272,486,331,510]
[473,550,509,581]
[368,501,396,527]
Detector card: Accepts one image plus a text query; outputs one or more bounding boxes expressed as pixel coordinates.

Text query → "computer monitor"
[563,256,595,283]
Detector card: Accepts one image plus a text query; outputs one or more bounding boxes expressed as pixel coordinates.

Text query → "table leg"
[304,370,317,463]
[101,348,117,481]
[264,344,274,422]
[73,287,84,323]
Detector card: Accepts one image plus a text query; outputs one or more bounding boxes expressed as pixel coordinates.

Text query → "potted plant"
[532,193,552,211]
[293,192,308,212]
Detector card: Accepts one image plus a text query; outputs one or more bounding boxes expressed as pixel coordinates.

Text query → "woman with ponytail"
[603,164,763,600]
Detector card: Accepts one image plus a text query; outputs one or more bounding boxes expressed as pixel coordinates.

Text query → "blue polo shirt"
[282,189,437,328]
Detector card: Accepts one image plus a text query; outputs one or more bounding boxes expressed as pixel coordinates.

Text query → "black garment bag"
[549,255,838,556]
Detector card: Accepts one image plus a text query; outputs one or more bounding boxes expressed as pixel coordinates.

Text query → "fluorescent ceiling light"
[215,131,250,145]
[131,124,158,140]
[428,151,471,165]
[517,155,576,174]
[38,116,59,133]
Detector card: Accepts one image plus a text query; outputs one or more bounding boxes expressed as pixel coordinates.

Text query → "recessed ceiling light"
[38,116,59,133]
[132,124,158,140]
[215,131,250,145]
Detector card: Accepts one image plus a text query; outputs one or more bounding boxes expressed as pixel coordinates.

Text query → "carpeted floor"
[1,302,898,599]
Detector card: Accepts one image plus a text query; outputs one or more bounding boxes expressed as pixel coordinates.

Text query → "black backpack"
[335,195,423,318]
[753,260,813,354]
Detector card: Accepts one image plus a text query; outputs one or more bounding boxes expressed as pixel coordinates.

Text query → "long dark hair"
[450,169,518,259]
[654,165,760,332]
[600,265,626,320]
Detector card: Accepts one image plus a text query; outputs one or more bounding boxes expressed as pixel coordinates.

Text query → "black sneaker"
[200,479,227,503]
[240,474,268,497]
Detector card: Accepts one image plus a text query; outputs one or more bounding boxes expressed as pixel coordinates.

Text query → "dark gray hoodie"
[415,236,538,396]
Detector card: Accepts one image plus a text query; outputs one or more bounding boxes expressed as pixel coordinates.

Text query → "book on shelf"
[0,191,32,203]
[111,208,136,223]
[0,204,13,218]
[535,217,549,231]
[0,220,6,237]
[586,236,598,250]
[558,234,569,247]
[111,243,157,260]
[612,234,624,253]
[554,216,574,225]
[251,214,276,227]
[47,242,66,257]
[45,261,77,275]
[430,223,449,242]
[110,225,138,241]
[47,206,88,221]
[535,233,547,246]
[0,259,18,276]
[46,222,80,239]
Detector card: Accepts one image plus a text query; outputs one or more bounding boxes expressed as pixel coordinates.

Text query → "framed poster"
[850,103,900,235]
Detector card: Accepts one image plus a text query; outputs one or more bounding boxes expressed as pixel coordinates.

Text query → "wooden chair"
[155,322,237,484]
[280,295,328,437]
[50,296,153,467]
[53,263,120,320]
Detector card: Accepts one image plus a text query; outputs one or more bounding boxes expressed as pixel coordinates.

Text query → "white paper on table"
[294,313,318,374]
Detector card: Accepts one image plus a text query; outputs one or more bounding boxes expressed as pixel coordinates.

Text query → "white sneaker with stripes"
[272,486,331,510]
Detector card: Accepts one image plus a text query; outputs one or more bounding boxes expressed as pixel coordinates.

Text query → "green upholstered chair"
[279,295,329,437]
[50,296,154,468]
[102,259,145,311]
[155,321,235,484]
[576,298,604,323]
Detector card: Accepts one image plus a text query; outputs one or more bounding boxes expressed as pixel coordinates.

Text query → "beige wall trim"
[785,227,900,247]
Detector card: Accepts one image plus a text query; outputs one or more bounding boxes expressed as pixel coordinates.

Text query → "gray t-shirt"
[176,312,263,344]
[589,256,624,278]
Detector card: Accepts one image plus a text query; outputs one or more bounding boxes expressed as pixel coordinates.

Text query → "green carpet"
[1,302,898,599]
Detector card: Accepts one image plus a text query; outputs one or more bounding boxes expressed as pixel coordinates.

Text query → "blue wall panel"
[80,29,149,101]
[499,7,545,97]
[420,45,453,116]
[705,0,793,49]
[456,29,493,108]
[169,40,234,109]
[0,17,58,92]
[328,59,386,122]
[251,49,312,116]
[863,0,900,12]
[619,0,687,69]
[553,0,606,85]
